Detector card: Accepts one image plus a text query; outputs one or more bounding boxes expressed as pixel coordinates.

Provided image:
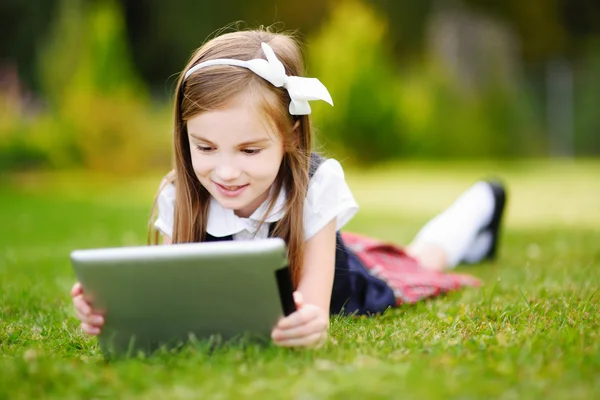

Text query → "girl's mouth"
[214,182,249,198]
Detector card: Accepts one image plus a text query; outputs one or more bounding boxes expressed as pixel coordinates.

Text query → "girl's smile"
[213,181,249,198]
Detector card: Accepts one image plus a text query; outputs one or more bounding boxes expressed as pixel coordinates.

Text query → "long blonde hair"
[148,29,313,287]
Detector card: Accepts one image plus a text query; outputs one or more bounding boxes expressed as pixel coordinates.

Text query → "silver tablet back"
[71,238,290,356]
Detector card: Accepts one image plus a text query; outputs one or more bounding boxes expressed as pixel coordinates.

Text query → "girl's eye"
[242,149,261,155]
[196,145,214,153]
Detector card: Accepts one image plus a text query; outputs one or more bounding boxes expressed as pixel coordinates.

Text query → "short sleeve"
[303,158,359,240]
[154,183,176,238]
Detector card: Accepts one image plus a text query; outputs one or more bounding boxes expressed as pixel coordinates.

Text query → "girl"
[72,29,506,348]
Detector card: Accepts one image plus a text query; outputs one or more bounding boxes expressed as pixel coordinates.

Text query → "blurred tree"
[0,0,56,91]
[308,0,406,163]
[1,0,599,165]
[574,40,600,155]
[31,0,170,172]
[463,0,600,63]
[3,0,600,92]
[370,0,433,62]
[120,0,331,96]
[37,0,86,110]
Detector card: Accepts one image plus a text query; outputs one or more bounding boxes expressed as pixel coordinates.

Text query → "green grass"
[1,160,599,399]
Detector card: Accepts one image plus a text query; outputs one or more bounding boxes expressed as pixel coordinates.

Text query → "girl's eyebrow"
[188,133,272,147]
[237,138,272,147]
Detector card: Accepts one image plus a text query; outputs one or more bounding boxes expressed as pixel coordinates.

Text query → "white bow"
[183,42,333,115]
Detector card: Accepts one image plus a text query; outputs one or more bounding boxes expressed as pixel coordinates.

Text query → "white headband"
[183,42,333,115]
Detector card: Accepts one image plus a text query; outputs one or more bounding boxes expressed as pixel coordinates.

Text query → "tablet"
[71,238,295,357]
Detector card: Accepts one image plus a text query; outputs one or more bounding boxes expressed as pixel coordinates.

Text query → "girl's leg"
[405,242,448,271]
[406,181,506,271]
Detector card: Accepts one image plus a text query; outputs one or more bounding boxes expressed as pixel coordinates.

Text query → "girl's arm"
[162,235,172,245]
[271,218,337,347]
[296,218,337,313]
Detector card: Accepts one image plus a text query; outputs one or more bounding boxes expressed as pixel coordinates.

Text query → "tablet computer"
[71,238,295,357]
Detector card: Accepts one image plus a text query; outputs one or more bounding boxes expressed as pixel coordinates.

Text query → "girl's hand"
[271,292,329,348]
[71,282,104,336]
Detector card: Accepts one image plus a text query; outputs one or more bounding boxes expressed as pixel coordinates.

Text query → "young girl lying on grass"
[72,29,506,348]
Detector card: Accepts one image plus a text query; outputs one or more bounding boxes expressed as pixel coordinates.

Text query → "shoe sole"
[484,180,507,260]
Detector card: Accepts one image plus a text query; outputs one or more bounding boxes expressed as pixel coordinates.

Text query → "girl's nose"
[215,164,242,182]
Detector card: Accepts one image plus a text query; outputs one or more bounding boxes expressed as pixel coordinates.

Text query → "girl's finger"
[274,331,326,348]
[293,291,304,309]
[73,295,91,315]
[81,322,101,336]
[275,305,321,330]
[75,310,89,324]
[272,314,327,341]
[70,282,83,297]
[75,310,104,327]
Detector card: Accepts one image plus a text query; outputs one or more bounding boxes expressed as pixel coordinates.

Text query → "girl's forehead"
[186,100,283,144]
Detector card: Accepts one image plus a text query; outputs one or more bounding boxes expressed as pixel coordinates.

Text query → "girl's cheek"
[191,157,213,174]
[250,155,282,177]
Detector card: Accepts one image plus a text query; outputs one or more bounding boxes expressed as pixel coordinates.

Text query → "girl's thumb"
[293,291,304,309]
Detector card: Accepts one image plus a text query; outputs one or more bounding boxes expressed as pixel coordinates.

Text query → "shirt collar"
[206,187,287,237]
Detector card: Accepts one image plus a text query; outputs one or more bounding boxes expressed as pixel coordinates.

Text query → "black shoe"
[482,180,507,260]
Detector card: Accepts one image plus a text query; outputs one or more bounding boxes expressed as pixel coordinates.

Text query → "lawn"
[1,160,599,399]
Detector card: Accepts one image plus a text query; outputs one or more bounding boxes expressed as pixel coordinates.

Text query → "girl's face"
[186,97,285,218]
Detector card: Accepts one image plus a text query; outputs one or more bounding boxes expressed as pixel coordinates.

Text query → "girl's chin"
[215,198,255,217]
[209,185,271,218]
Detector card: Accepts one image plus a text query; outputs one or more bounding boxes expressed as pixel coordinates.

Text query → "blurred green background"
[1,0,599,173]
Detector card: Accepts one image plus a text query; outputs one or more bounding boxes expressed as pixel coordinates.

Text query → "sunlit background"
[2,0,600,174]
